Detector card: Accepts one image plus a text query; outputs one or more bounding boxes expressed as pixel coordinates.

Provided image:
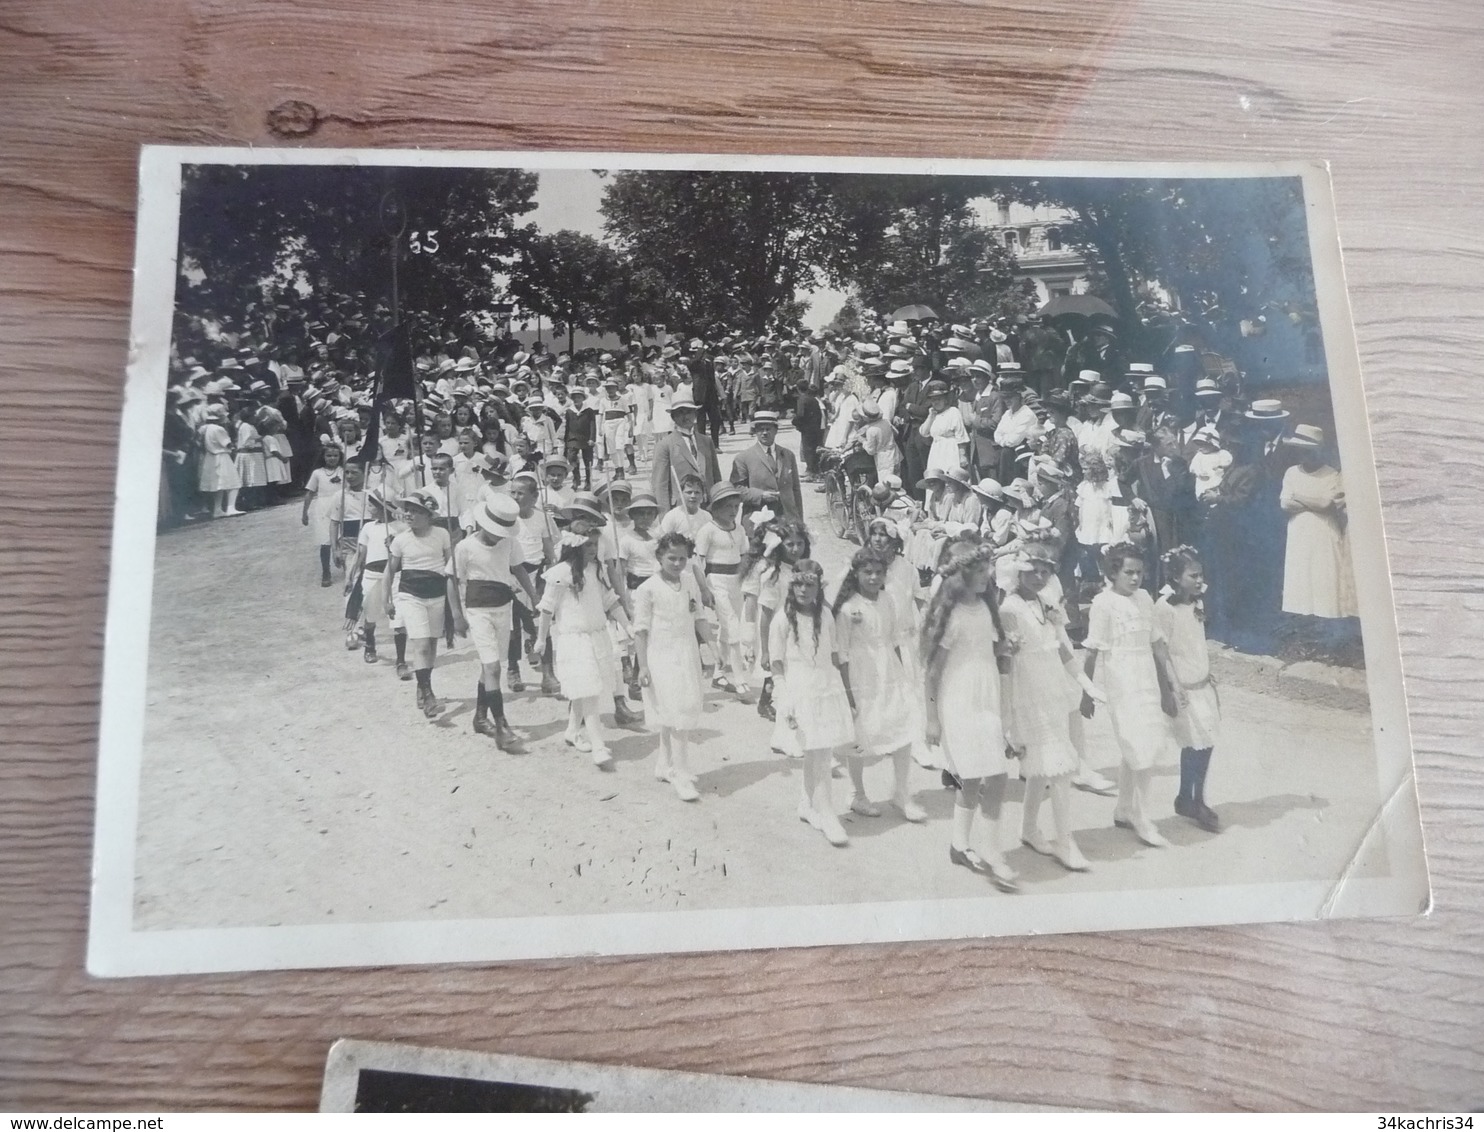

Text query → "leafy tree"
[989,175,1319,374]
[822,174,1030,323]
[601,171,845,333]
[508,228,631,355]
[174,164,538,362]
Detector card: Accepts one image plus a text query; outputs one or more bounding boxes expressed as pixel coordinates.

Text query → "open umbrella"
[1038,294,1117,321]
[890,303,939,322]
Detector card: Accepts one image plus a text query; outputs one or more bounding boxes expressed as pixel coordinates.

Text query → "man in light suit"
[729,410,804,521]
[650,398,721,512]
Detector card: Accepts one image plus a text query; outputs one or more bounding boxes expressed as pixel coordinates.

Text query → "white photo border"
[87,147,1429,976]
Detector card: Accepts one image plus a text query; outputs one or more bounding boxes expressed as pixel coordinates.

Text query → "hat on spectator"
[1283,423,1325,448]
[1195,377,1223,398]
[1245,398,1290,421]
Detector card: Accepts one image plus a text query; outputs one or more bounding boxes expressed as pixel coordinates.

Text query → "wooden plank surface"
[2,0,1481,1111]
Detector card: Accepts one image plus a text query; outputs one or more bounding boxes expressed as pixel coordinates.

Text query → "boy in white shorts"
[447,494,539,747]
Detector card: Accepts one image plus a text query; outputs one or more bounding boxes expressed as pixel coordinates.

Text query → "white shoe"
[1055,839,1091,871]
[891,795,928,823]
[654,764,672,784]
[1022,831,1057,858]
[1074,772,1118,797]
[672,775,699,802]
[849,794,881,818]
[564,731,591,753]
[1134,822,1170,848]
[591,746,614,769]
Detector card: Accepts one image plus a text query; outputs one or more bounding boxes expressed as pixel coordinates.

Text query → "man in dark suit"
[276,375,317,489]
[650,398,721,512]
[684,338,724,448]
[729,410,804,520]
[896,357,935,496]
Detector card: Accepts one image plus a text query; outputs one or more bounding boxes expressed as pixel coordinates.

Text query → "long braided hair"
[783,558,825,652]
[919,537,1004,665]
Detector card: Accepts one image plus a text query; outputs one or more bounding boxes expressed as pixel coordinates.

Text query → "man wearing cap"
[650,396,721,512]
[729,409,804,521]
[1180,377,1236,458]
[596,378,637,477]
[447,494,539,747]
[1136,371,1177,436]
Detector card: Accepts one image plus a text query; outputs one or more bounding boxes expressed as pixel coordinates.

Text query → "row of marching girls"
[918,534,1222,893]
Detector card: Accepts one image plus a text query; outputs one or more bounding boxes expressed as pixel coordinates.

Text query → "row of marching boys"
[324,444,1223,890]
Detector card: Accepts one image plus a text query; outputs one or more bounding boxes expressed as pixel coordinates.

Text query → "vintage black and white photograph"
[88,149,1427,976]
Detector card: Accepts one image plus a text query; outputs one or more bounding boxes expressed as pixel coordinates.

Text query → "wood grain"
[3,0,1482,1111]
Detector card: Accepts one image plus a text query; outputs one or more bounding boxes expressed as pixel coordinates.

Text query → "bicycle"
[816,445,878,544]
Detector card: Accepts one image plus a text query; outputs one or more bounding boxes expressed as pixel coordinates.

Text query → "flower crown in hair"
[558,530,589,550]
[1160,543,1201,572]
[936,542,993,578]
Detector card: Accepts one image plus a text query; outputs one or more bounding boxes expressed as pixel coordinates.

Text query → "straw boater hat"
[923,380,952,399]
[1126,362,1156,382]
[969,359,995,382]
[887,358,915,380]
[1114,427,1148,448]
[1073,369,1101,387]
[824,366,849,385]
[1190,424,1223,448]
[561,492,607,527]
[1245,398,1290,421]
[544,453,570,472]
[751,409,780,429]
[1142,374,1168,392]
[474,494,520,539]
[1195,377,1223,398]
[627,489,659,512]
[402,487,441,514]
[1283,423,1326,448]
[859,400,883,420]
[1109,390,1137,411]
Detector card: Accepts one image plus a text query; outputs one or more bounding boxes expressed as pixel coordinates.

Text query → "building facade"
[982,201,1090,305]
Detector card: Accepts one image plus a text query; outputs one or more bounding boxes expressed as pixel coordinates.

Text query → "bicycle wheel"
[850,484,875,545]
[826,476,851,539]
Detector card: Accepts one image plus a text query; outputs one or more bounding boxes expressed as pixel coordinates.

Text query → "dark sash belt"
[399,569,446,599]
[465,579,516,608]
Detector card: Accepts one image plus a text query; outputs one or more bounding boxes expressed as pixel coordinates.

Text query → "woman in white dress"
[833,548,928,823]
[921,541,1018,891]
[768,560,856,847]
[1081,542,1181,848]
[233,407,268,508]
[634,531,707,802]
[918,380,970,476]
[1279,425,1358,620]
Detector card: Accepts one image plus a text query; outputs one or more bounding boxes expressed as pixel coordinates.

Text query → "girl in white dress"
[753,518,811,751]
[1155,546,1223,833]
[635,532,707,802]
[1081,541,1181,848]
[833,549,928,824]
[301,444,345,586]
[866,517,936,771]
[693,483,752,697]
[233,408,268,508]
[921,541,1018,892]
[534,518,625,769]
[1001,545,1105,873]
[197,404,242,518]
[769,560,856,847]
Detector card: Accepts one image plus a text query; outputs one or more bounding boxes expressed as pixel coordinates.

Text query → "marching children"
[921,541,1018,892]
[768,560,856,847]
[447,494,539,748]
[693,482,751,697]
[542,453,574,511]
[659,473,712,539]
[383,487,454,719]
[1154,545,1223,832]
[634,532,708,802]
[1000,544,1105,873]
[752,517,811,733]
[833,548,928,823]
[533,501,627,769]
[506,471,556,695]
[1081,541,1182,847]
[564,388,598,490]
[344,489,402,666]
[302,443,345,586]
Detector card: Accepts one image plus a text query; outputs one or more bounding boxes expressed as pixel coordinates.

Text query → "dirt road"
[133,426,1385,932]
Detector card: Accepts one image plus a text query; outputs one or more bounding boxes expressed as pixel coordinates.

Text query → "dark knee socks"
[318,545,332,578]
[394,630,407,665]
[363,624,377,651]
[474,681,506,721]
[1179,747,1213,804]
[475,681,488,721]
[415,669,432,694]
